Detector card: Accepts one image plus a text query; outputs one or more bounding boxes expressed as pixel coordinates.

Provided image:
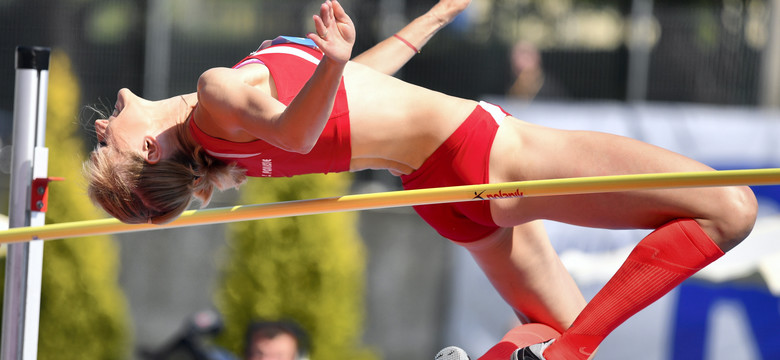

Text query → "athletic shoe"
[435,346,471,360]
[510,339,554,360]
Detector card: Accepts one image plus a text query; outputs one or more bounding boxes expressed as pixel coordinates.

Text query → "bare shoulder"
[194,65,285,143]
[196,67,242,113]
[197,67,238,92]
[192,68,241,138]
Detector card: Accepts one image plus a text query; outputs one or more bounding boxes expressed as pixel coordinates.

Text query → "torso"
[342,61,477,175]
[193,43,478,176]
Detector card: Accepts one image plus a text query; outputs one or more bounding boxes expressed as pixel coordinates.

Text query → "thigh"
[463,221,585,332]
[487,117,753,232]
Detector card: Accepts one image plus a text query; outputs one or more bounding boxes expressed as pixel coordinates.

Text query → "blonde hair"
[84,121,246,224]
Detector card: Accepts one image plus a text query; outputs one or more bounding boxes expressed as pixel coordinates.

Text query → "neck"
[167,92,198,128]
[180,93,198,112]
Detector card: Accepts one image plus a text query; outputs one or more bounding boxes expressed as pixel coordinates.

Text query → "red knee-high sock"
[544,219,724,360]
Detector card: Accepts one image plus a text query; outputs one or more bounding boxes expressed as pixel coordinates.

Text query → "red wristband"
[393,34,420,54]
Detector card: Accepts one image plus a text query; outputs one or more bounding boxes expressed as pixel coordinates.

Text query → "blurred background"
[1,0,779,359]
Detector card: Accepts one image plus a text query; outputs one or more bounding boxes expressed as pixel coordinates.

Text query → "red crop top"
[189,40,351,177]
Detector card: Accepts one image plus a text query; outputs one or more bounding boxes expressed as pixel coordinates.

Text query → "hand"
[431,0,471,24]
[308,0,355,64]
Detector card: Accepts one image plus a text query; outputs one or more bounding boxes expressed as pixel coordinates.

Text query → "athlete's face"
[94,88,156,152]
[94,88,186,163]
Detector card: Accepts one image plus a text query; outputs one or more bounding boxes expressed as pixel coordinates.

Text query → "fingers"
[312,14,326,38]
[312,1,337,40]
[319,1,333,28]
[307,21,327,50]
[308,0,355,56]
[312,0,352,40]
[311,4,327,39]
[331,0,353,26]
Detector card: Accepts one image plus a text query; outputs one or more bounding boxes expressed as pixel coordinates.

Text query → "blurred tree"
[0,50,130,359]
[215,173,377,360]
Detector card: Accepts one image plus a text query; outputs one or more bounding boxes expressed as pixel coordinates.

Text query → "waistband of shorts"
[400,101,506,185]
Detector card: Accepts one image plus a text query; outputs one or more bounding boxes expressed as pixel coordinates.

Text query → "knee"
[707,186,757,251]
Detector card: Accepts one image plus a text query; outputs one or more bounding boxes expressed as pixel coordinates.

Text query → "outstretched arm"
[351,0,470,75]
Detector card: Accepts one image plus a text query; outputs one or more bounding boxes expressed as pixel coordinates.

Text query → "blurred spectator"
[244,320,308,360]
[507,41,544,100]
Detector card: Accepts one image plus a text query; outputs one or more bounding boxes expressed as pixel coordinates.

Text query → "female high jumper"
[85,1,757,359]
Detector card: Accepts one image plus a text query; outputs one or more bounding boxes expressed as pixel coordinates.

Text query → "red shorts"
[400,102,507,243]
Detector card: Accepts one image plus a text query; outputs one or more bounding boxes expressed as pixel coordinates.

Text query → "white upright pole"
[1,46,50,360]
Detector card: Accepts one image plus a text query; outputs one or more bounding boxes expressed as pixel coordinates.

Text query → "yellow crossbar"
[2,168,780,244]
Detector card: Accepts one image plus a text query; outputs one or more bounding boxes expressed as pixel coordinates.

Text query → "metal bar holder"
[1,46,51,360]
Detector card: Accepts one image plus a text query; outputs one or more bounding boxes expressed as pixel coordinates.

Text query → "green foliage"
[0,50,130,359]
[215,173,377,360]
